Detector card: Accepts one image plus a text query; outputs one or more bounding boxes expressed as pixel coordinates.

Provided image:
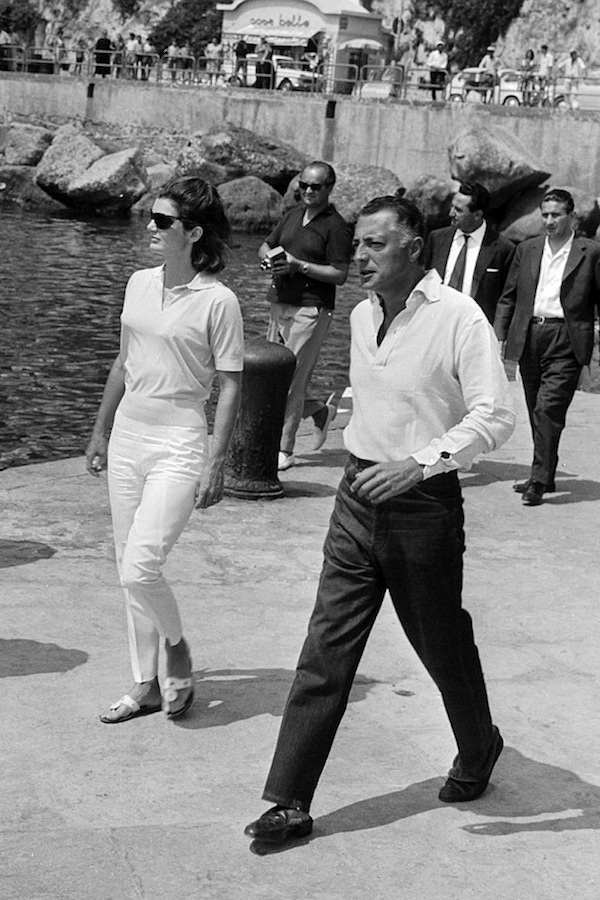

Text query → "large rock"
[448,126,551,206]
[499,186,547,242]
[218,176,283,233]
[145,162,177,192]
[4,124,53,166]
[0,165,64,210]
[175,145,229,185]
[66,148,147,213]
[404,174,459,231]
[35,123,105,202]
[178,126,308,194]
[500,184,600,242]
[283,164,403,224]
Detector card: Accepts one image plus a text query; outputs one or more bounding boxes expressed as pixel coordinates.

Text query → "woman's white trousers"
[108,410,207,682]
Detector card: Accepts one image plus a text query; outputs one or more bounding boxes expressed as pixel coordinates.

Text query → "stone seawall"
[2,73,600,193]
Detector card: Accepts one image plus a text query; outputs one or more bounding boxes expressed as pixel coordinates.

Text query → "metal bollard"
[224,338,296,500]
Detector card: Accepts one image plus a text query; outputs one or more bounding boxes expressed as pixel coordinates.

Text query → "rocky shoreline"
[1,112,599,242]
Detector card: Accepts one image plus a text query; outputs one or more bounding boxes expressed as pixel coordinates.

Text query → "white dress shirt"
[344,270,515,479]
[533,232,574,318]
[443,221,486,298]
[538,51,554,77]
[427,49,448,71]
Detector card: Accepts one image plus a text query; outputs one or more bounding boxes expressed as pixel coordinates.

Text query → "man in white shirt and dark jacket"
[244,195,515,850]
[494,187,600,506]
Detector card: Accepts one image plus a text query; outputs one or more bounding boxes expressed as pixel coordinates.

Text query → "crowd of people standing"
[423,38,589,108]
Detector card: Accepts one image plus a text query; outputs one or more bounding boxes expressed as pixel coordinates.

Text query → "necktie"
[448,234,469,292]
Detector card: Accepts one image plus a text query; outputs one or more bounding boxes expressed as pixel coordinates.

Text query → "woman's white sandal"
[99,693,162,724]
[163,676,194,719]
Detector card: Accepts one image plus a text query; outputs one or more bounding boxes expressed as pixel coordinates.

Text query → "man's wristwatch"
[301,262,309,275]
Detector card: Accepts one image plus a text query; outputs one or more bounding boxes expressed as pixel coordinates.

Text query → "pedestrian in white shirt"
[244,194,514,849]
[427,40,448,100]
[537,43,554,91]
[558,49,586,108]
[86,177,243,725]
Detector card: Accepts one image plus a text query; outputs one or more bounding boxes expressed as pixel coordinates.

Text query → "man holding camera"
[259,161,353,470]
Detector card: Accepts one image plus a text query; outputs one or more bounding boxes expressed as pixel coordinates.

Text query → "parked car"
[227,54,323,91]
[446,67,526,106]
[356,65,403,99]
[549,71,600,110]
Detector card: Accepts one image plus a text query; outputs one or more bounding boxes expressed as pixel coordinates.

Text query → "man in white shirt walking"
[244,195,515,849]
[495,188,600,505]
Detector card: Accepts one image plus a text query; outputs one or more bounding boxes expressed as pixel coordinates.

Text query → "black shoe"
[439,728,504,803]
[513,479,555,494]
[522,480,546,506]
[244,806,313,843]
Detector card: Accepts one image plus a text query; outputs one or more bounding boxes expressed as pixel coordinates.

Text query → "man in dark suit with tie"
[494,188,600,505]
[422,182,515,323]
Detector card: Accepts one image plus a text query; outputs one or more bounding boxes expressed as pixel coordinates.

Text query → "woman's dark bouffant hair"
[158,175,230,273]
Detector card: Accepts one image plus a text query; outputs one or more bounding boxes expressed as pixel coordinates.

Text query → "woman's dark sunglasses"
[298,181,326,191]
[150,212,183,230]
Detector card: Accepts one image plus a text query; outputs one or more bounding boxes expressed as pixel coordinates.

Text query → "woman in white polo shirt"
[86,176,244,724]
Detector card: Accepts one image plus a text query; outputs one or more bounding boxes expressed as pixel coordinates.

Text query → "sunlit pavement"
[1,382,599,900]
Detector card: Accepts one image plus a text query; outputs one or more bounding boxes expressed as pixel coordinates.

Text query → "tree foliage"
[0,0,41,39]
[148,0,222,56]
[112,0,142,22]
[426,0,524,68]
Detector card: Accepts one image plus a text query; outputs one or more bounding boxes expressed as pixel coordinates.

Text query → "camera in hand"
[260,246,287,270]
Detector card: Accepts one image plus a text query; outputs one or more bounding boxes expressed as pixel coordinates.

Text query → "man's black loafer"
[244,806,313,843]
[522,480,546,506]
[439,728,504,803]
[514,479,555,494]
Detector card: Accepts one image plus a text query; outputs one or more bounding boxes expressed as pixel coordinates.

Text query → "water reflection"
[0,204,363,469]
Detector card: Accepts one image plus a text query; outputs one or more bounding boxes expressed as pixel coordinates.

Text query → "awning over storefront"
[338,38,385,51]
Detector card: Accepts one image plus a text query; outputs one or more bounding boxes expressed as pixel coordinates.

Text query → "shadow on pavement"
[291,448,347,470]
[460,747,600,834]
[461,461,535,487]
[0,539,56,568]
[282,481,337,498]
[277,746,600,844]
[541,479,600,504]
[0,638,88,677]
[462,462,600,503]
[176,667,376,730]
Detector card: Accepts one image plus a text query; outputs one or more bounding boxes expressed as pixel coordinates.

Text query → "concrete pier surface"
[2,382,599,900]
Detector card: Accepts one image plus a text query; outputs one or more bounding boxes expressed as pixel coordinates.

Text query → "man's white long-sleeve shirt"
[344,270,515,479]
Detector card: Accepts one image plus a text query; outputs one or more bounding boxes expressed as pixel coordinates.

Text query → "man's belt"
[531,316,565,324]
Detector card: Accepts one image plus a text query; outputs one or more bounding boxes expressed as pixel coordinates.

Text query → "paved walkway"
[2,383,599,900]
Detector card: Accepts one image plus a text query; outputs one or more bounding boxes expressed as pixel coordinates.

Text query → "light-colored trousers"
[108,409,208,682]
[267,303,333,454]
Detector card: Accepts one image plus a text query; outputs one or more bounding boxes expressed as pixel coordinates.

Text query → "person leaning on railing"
[427,39,448,100]
[477,44,500,102]
[519,48,536,106]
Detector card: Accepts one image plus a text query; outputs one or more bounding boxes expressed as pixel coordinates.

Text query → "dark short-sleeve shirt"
[265,205,353,310]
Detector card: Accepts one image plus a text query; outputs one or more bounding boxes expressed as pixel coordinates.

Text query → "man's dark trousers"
[262,463,495,813]
[519,320,582,488]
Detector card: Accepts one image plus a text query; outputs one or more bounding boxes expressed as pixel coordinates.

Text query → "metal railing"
[4,45,600,110]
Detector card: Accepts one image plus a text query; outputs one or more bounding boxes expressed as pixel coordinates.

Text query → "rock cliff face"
[33,0,171,44]
[373,0,600,69]
[499,0,600,68]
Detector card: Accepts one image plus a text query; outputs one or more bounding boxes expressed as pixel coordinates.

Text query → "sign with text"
[221,0,328,38]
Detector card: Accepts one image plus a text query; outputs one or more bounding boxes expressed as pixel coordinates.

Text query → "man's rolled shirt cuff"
[411,448,455,480]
